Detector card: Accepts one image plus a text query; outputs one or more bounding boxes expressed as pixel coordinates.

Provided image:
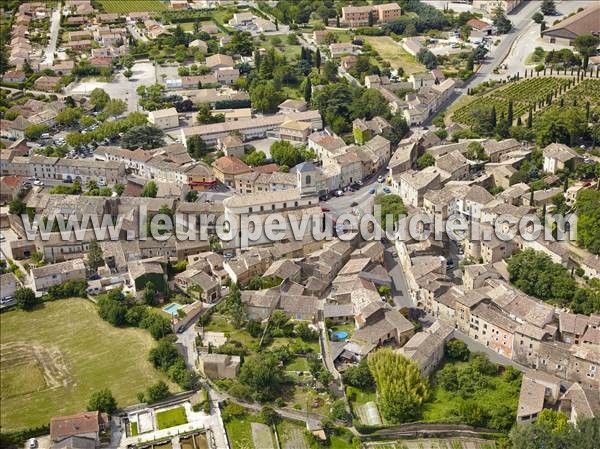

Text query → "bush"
[445,339,470,362]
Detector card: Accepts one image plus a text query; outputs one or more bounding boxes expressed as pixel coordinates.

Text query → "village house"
[217,135,245,158]
[542,143,582,174]
[33,76,62,92]
[211,155,252,188]
[399,320,453,377]
[148,108,180,130]
[31,259,86,293]
[198,353,240,379]
[50,411,109,445]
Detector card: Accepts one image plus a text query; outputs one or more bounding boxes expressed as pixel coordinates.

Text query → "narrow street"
[42,3,62,67]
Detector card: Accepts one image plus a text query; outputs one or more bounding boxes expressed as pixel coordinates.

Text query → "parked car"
[350,201,358,207]
[28,439,38,449]
[383,187,391,193]
[33,180,44,186]
[377,176,385,183]
[97,179,106,187]
[369,188,376,194]
[334,190,344,197]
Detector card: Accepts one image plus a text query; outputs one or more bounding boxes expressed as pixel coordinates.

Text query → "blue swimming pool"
[163,303,182,316]
[333,331,349,340]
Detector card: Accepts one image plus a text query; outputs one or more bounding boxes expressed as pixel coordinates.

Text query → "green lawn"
[346,385,376,407]
[0,299,175,431]
[100,0,167,12]
[268,336,320,354]
[362,35,426,74]
[156,406,188,430]
[130,422,139,436]
[225,415,256,449]
[286,357,310,372]
[275,420,309,449]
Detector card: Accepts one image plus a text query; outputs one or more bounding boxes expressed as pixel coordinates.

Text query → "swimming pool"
[163,303,182,316]
[333,331,349,340]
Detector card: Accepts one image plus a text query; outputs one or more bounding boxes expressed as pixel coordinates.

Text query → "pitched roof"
[50,411,107,441]
[543,4,600,39]
[212,155,251,175]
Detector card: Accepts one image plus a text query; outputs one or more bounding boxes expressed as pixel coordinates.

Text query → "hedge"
[0,425,50,448]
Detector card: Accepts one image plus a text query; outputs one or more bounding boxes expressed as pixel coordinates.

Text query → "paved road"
[383,246,412,309]
[499,0,595,80]
[42,3,62,67]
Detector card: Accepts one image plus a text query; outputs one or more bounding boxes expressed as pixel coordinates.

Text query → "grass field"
[156,406,188,430]
[362,36,426,75]
[100,0,167,13]
[0,299,174,431]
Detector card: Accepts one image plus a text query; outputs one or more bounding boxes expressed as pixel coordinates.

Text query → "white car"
[28,439,38,449]
[377,176,385,183]
[0,233,5,241]
[33,180,44,186]
[97,179,106,187]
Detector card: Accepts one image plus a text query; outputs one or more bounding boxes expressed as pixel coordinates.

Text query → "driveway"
[42,3,62,67]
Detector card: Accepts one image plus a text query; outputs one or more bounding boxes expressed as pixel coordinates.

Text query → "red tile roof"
[212,155,251,175]
[50,411,108,441]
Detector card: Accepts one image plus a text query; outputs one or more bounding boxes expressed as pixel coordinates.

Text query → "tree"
[343,358,374,389]
[238,353,284,401]
[270,140,303,167]
[25,124,50,140]
[576,189,600,255]
[368,348,430,423]
[141,181,158,198]
[187,134,209,159]
[540,0,556,15]
[196,102,224,124]
[241,149,267,166]
[87,389,117,414]
[250,81,283,113]
[535,106,587,147]
[574,34,600,70]
[465,141,487,160]
[537,409,568,433]
[492,7,512,34]
[507,99,514,126]
[124,69,133,80]
[9,197,26,215]
[527,106,533,128]
[145,381,170,403]
[56,108,81,126]
[122,125,165,150]
[105,99,127,117]
[90,88,110,110]
[15,287,38,310]
[142,281,156,306]
[417,48,438,69]
[532,12,544,23]
[86,239,104,272]
[315,49,321,72]
[445,339,470,361]
[416,153,435,169]
[303,78,312,103]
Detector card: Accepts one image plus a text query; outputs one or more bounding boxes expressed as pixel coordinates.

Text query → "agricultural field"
[558,79,600,110]
[362,36,426,75]
[452,77,571,126]
[100,0,167,13]
[0,299,174,431]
